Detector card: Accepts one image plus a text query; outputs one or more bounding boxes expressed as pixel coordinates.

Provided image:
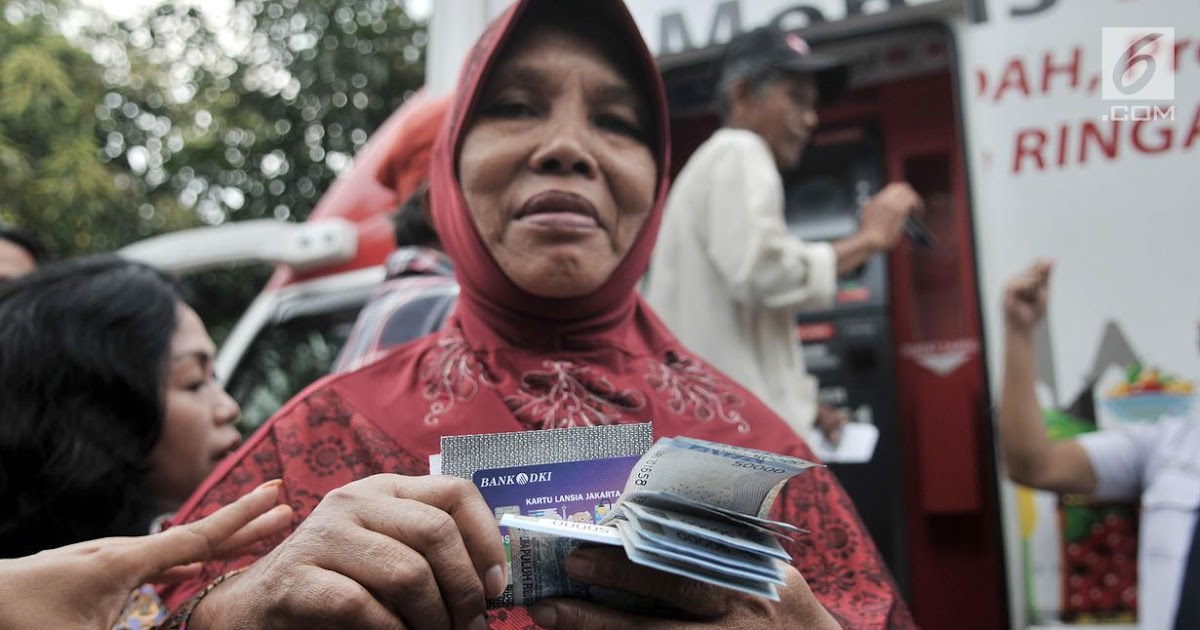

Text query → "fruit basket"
[1103,364,1194,422]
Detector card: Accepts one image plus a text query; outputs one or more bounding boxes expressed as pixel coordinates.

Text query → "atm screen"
[784,125,884,245]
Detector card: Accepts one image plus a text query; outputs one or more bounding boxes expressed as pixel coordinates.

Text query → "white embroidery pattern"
[419,330,493,425]
[505,360,646,430]
[646,351,749,433]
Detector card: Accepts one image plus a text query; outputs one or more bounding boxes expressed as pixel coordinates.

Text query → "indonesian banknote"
[494,435,817,606]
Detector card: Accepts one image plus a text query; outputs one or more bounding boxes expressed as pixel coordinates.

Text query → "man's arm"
[832,183,922,276]
[996,261,1099,494]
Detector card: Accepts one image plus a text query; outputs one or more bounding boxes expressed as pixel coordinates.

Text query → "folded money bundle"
[499,435,817,605]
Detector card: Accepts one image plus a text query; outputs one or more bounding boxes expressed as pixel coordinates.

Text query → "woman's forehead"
[478,28,653,129]
[495,27,638,88]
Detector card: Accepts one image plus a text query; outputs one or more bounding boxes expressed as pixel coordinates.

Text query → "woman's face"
[458,26,657,298]
[146,304,242,511]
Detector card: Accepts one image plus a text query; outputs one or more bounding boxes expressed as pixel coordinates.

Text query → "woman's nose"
[214,387,241,426]
[529,113,599,178]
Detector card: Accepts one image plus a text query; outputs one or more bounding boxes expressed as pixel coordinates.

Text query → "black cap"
[719,26,849,103]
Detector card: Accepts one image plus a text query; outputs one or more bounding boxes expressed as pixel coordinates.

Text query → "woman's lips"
[516,191,600,230]
[212,439,242,462]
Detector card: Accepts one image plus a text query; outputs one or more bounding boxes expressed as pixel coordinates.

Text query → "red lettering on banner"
[1132,119,1173,155]
[976,36,1198,103]
[1079,120,1120,165]
[1174,40,1190,71]
[1186,105,1200,150]
[1010,103,1200,175]
[1056,123,1070,167]
[994,58,1032,102]
[1014,128,1047,173]
[1042,47,1082,93]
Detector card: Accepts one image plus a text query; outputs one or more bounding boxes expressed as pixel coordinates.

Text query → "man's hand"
[528,547,840,630]
[1004,260,1053,334]
[859,183,923,252]
[0,479,292,630]
[190,474,507,630]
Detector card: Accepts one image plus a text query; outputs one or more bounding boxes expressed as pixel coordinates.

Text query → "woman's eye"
[596,114,647,142]
[481,100,538,119]
[185,380,207,392]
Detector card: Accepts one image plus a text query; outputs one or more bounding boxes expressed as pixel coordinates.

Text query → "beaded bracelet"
[159,568,245,630]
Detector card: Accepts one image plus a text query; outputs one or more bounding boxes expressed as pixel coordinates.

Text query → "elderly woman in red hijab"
[160,1,915,628]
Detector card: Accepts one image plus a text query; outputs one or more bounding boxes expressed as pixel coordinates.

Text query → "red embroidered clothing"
[160,1,915,628]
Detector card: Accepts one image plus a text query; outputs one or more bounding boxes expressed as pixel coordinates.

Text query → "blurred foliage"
[226,305,359,432]
[80,0,426,228]
[0,0,194,255]
[1,0,425,344]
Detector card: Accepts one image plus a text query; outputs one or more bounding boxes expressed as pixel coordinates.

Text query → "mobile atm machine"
[785,124,909,593]
[425,2,1199,629]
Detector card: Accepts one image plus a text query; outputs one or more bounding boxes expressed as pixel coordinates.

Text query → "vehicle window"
[226,307,361,434]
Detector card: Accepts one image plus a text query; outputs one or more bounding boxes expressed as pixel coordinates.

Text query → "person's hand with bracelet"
[0,479,292,630]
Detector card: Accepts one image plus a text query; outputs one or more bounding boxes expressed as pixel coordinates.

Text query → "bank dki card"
[472,455,640,559]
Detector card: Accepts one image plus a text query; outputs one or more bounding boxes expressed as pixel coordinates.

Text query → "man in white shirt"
[644,26,920,443]
[998,261,1200,630]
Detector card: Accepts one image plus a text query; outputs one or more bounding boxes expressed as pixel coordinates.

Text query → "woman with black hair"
[0,255,245,558]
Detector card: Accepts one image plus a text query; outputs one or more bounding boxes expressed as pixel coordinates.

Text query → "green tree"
[87,0,426,227]
[79,0,427,339]
[0,0,194,256]
[3,0,426,340]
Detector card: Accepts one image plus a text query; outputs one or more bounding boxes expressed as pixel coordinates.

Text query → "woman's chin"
[507,263,612,299]
[513,274,604,299]
[496,245,617,299]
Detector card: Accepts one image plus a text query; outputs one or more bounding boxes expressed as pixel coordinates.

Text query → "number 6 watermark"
[1100,27,1175,121]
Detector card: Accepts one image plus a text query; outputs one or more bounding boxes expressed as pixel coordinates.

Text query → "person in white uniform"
[644,26,921,444]
[998,260,1200,630]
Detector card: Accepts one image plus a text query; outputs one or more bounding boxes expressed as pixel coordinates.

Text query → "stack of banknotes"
[497,435,817,605]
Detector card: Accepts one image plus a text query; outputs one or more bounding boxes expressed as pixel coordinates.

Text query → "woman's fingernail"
[484,564,507,598]
[256,479,283,492]
[565,553,594,580]
[469,614,489,630]
[531,604,557,627]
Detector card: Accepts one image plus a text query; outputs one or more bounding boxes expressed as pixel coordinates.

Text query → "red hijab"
[431,0,669,337]
[356,0,801,454]
[318,0,753,441]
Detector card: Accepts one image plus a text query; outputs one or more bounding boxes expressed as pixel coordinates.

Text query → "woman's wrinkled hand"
[0,478,292,630]
[528,546,840,630]
[190,474,508,630]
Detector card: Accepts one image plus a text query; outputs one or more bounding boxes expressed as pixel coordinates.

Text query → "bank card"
[502,520,596,606]
[473,455,639,528]
[614,520,780,601]
[620,508,786,581]
[621,502,790,560]
[625,490,804,537]
[473,455,638,605]
[614,520,786,585]
[498,514,622,546]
